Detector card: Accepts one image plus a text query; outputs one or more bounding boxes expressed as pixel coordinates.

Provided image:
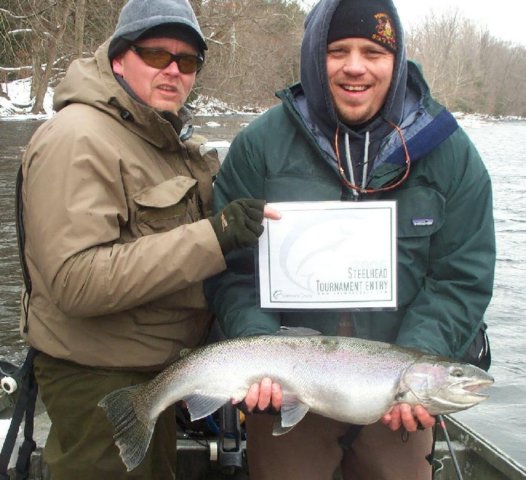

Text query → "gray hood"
[300,0,408,143]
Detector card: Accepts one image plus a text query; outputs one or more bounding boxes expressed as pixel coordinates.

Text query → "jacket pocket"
[396,186,445,238]
[134,176,198,236]
[393,186,445,305]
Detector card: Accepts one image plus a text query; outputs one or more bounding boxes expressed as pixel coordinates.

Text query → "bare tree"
[0,3,34,98]
[28,0,75,113]
[1,1,525,116]
[75,0,87,59]
[406,8,526,116]
[197,0,304,108]
[407,9,468,108]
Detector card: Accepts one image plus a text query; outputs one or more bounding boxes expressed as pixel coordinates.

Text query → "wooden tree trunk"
[0,73,7,98]
[75,0,87,59]
[30,34,44,100]
[31,0,74,114]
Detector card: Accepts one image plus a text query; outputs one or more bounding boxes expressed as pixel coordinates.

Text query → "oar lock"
[0,376,18,395]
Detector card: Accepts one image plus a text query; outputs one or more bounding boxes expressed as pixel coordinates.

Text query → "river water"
[1,114,525,468]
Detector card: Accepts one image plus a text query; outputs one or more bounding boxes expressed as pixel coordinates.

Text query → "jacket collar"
[279,60,459,172]
[53,40,190,151]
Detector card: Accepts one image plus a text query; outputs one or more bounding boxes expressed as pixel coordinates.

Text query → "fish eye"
[450,367,464,377]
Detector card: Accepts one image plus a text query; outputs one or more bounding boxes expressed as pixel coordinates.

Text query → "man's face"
[326,37,395,126]
[112,36,198,113]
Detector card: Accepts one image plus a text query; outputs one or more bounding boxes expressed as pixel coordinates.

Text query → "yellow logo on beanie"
[372,13,396,51]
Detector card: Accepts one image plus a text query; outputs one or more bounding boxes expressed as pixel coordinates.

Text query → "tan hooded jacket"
[20,41,226,368]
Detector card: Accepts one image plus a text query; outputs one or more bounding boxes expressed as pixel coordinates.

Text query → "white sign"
[259,201,397,309]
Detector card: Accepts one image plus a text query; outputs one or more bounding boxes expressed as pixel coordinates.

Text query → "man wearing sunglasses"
[18,0,276,478]
[206,0,496,478]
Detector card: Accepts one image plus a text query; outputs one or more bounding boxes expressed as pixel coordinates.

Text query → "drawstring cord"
[362,131,370,189]
[343,133,359,198]
[334,120,411,195]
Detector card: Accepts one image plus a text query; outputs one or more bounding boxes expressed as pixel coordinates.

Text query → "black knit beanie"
[327,0,397,52]
[108,0,207,60]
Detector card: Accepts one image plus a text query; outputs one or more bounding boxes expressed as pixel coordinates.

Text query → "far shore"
[1,108,525,124]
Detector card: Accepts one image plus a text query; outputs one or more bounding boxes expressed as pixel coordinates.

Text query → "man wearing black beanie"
[207,0,496,478]
[19,0,278,478]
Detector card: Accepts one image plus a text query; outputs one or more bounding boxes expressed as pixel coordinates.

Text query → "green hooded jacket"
[206,0,495,360]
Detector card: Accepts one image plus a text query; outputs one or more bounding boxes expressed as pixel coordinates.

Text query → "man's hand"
[263,205,281,221]
[209,199,281,255]
[233,377,283,413]
[381,403,435,432]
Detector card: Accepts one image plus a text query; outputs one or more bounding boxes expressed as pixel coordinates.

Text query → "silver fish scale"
[100,334,494,472]
[149,335,421,425]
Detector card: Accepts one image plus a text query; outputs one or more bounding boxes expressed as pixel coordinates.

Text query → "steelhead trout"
[99,334,494,471]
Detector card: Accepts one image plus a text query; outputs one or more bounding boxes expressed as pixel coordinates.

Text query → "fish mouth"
[428,380,493,413]
[451,378,494,401]
[462,383,491,395]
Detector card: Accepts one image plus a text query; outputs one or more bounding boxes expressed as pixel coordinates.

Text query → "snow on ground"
[205,121,221,128]
[1,78,523,124]
[205,140,231,149]
[189,94,264,116]
[0,79,264,120]
[0,78,53,120]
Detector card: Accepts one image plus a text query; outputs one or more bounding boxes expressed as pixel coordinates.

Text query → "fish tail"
[98,385,154,472]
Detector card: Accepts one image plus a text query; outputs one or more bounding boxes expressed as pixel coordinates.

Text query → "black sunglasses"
[130,45,204,74]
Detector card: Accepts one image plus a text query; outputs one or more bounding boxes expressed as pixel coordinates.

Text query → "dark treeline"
[1,0,525,116]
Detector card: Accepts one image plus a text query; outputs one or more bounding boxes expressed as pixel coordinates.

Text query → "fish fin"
[184,394,229,421]
[271,396,310,436]
[272,420,296,436]
[98,384,154,472]
[281,397,310,427]
[275,326,322,336]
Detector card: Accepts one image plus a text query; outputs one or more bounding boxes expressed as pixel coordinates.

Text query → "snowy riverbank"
[0,78,264,120]
[2,77,524,125]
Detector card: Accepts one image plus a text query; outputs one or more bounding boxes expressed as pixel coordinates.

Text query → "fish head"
[396,359,494,415]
